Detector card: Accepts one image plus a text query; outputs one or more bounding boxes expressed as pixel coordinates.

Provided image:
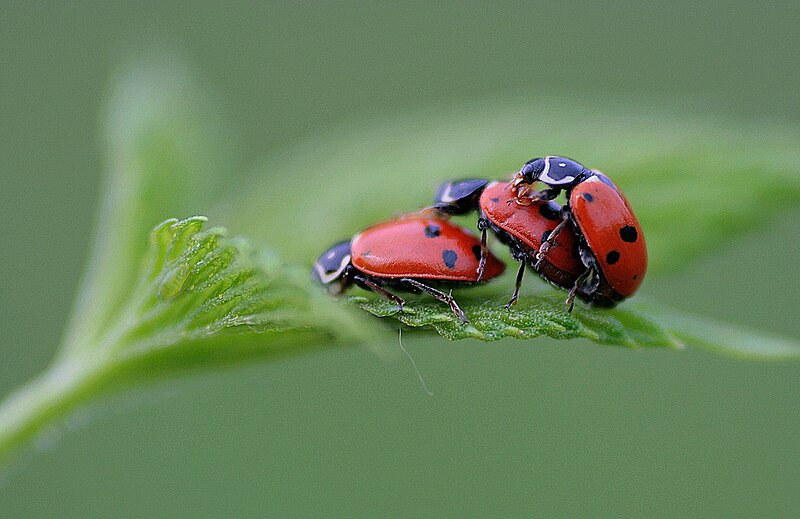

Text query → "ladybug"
[313,215,505,323]
[433,179,586,309]
[511,156,647,306]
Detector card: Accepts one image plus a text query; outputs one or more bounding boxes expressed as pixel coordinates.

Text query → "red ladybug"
[512,156,647,306]
[433,179,585,309]
[313,215,505,323]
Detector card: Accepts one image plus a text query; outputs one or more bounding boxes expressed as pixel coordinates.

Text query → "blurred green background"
[1,2,799,517]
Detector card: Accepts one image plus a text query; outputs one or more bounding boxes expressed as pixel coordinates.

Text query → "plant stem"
[0,356,111,463]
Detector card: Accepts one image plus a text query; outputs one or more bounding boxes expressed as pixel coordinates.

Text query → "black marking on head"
[538,157,587,186]
[583,193,594,202]
[541,230,552,244]
[523,157,588,187]
[619,225,638,243]
[471,244,482,261]
[442,249,458,269]
[424,224,441,238]
[546,158,575,180]
[491,197,500,203]
[606,250,621,265]
[538,201,562,221]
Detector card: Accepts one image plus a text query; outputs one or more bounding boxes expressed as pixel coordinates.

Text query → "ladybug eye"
[520,158,545,182]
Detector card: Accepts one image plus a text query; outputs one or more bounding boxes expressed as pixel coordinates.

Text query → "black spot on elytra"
[541,230,552,244]
[632,274,638,280]
[538,202,561,221]
[583,193,594,202]
[424,224,441,238]
[491,197,500,203]
[471,245,482,261]
[606,250,620,265]
[442,249,458,269]
[619,225,638,243]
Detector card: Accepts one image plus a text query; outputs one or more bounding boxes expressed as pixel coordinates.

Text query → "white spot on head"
[539,156,575,185]
[438,184,456,203]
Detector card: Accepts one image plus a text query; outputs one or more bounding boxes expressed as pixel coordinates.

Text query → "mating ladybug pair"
[313,156,647,322]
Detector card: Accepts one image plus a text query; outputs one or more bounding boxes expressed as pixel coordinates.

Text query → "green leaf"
[110,216,374,369]
[3,56,799,468]
[0,55,376,463]
[352,293,684,349]
[0,216,376,462]
[353,291,800,359]
[61,54,237,358]
[636,301,800,361]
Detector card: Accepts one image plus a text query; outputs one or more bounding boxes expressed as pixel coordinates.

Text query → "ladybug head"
[432,178,489,215]
[515,156,588,188]
[312,240,352,293]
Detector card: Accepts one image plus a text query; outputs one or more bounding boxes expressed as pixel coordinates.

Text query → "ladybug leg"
[511,187,560,206]
[534,209,571,270]
[400,278,468,324]
[566,267,592,312]
[565,250,601,312]
[537,188,561,201]
[354,275,405,313]
[476,218,489,282]
[504,260,527,310]
[329,267,354,296]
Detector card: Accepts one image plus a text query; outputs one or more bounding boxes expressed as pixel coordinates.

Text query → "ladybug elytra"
[433,179,586,309]
[313,215,505,323]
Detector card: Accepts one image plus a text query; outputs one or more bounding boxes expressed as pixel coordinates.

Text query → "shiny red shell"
[479,182,584,287]
[569,173,647,297]
[351,216,505,281]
